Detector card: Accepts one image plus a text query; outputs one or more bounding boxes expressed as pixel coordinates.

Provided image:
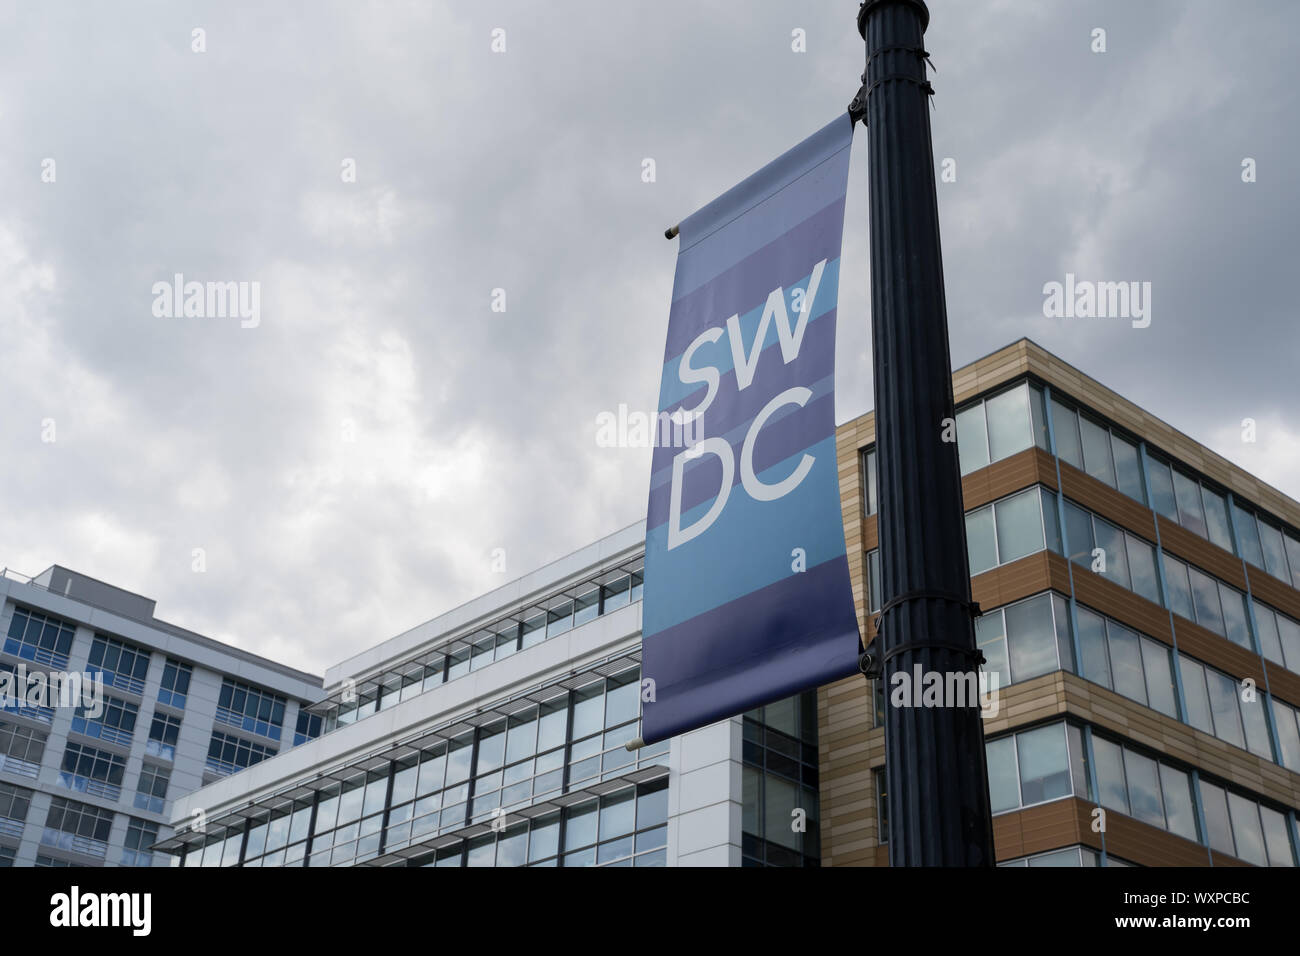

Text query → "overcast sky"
[1,0,1296,677]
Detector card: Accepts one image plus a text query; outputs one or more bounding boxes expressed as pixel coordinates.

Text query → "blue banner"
[641,116,860,744]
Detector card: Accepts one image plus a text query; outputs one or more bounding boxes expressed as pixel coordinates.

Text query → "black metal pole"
[853,0,996,866]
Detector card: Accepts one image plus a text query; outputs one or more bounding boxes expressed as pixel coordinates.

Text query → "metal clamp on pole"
[860,589,985,677]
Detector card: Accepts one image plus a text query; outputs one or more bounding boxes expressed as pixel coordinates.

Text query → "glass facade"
[742,692,821,867]
[183,660,672,867]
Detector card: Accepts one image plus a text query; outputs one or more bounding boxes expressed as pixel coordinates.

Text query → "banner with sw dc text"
[641,115,860,744]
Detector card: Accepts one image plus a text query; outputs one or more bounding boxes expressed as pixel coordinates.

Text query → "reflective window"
[4,607,77,668]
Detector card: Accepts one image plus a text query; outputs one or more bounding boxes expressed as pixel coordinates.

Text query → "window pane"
[1163,555,1195,622]
[1187,567,1224,636]
[1121,750,1164,828]
[1093,520,1130,590]
[1029,385,1050,449]
[1286,533,1300,591]
[1147,457,1178,521]
[1254,605,1284,665]
[1091,737,1128,813]
[1016,724,1071,805]
[1050,398,1082,469]
[1106,623,1146,704]
[1063,502,1094,565]
[994,489,1045,565]
[1125,535,1161,605]
[1005,595,1058,682]
[1260,805,1295,866]
[864,450,878,516]
[1274,703,1300,772]
[985,737,1020,812]
[1040,489,1062,554]
[1158,764,1198,842]
[1200,487,1233,551]
[1226,793,1266,866]
[1232,504,1264,567]
[1077,607,1112,688]
[1205,670,1245,749]
[1217,584,1251,648]
[1259,520,1290,581]
[1178,657,1214,734]
[1239,692,1271,759]
[1199,782,1234,856]
[985,384,1033,462]
[976,612,1009,692]
[1140,639,1176,718]
[965,507,997,575]
[1078,415,1116,487]
[956,405,989,475]
[764,775,801,851]
[1111,434,1145,502]
[1278,615,1300,673]
[1053,593,1075,673]
[1173,470,1208,537]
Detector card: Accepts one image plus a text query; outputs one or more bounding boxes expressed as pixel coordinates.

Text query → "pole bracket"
[867,589,985,671]
[849,42,936,125]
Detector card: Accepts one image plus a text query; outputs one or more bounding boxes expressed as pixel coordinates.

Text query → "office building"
[0,566,322,867]
[156,338,1300,866]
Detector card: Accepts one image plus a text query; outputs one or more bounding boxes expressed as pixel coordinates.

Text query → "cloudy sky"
[1,0,1296,676]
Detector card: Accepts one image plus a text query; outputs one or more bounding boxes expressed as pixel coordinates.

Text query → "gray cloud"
[1,0,1296,674]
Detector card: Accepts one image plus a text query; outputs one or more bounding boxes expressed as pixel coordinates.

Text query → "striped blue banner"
[641,116,860,744]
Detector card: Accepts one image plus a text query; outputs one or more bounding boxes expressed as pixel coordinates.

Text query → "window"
[955,382,1048,476]
[965,487,1060,576]
[135,764,170,814]
[294,710,322,746]
[1092,735,1198,843]
[1075,606,1176,718]
[741,692,820,866]
[875,769,889,845]
[862,448,878,516]
[1178,654,1273,759]
[87,634,151,695]
[986,722,1084,813]
[1233,502,1299,588]
[1162,553,1252,648]
[601,574,632,614]
[72,695,139,747]
[206,731,276,776]
[1199,780,1293,866]
[0,720,47,777]
[1063,501,1161,604]
[157,659,192,709]
[867,549,881,614]
[1272,697,1300,773]
[42,798,113,859]
[1146,455,1179,522]
[1148,455,1235,551]
[975,592,1072,689]
[147,712,182,761]
[59,742,126,799]
[1050,398,1145,503]
[122,817,159,867]
[0,782,33,840]
[1252,601,1300,674]
[3,607,76,668]
[0,661,54,723]
[217,678,287,740]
